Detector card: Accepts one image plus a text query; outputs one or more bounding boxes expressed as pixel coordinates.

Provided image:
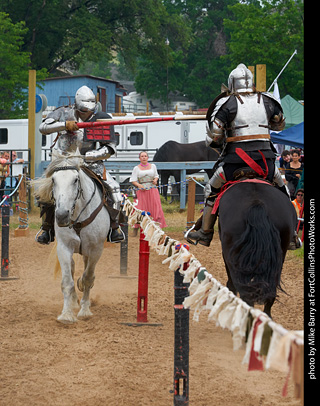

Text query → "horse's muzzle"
[55,208,71,227]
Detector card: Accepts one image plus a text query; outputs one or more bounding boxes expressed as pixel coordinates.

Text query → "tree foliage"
[0,0,304,118]
[135,0,238,106]
[0,12,31,118]
[0,0,186,73]
[223,0,304,100]
[136,0,304,107]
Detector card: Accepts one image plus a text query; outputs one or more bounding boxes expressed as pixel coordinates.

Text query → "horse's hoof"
[77,308,93,318]
[57,312,78,324]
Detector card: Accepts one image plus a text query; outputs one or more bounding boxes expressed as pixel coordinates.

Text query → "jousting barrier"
[0,174,29,281]
[122,196,304,405]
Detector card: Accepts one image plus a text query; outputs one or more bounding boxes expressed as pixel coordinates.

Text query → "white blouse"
[130,164,159,188]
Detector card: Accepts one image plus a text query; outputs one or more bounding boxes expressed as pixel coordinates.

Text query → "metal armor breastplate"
[229,94,269,140]
[55,107,94,154]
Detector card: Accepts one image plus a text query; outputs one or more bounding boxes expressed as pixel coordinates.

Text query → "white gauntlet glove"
[85,146,112,161]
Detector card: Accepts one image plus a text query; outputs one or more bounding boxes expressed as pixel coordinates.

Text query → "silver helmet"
[74,86,97,114]
[228,63,253,93]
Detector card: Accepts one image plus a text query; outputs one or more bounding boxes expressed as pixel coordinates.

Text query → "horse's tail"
[54,256,61,279]
[229,202,284,305]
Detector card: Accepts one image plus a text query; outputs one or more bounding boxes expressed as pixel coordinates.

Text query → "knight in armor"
[185,63,300,249]
[36,85,125,244]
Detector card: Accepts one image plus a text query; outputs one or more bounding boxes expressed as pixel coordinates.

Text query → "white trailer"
[111,112,207,161]
[0,112,207,170]
[0,118,56,162]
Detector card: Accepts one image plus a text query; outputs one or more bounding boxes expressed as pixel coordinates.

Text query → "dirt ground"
[0,212,303,406]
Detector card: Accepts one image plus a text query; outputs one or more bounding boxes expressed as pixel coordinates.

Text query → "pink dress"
[130,164,167,228]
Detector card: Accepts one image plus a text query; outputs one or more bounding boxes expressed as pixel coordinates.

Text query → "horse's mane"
[31,151,84,204]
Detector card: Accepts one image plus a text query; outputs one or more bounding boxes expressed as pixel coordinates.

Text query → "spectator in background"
[10,151,24,188]
[292,189,304,218]
[279,150,291,175]
[292,188,304,231]
[0,151,10,201]
[285,149,304,199]
[130,151,167,232]
[4,151,25,209]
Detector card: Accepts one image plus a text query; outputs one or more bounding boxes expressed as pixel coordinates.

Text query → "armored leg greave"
[103,171,125,243]
[185,185,219,247]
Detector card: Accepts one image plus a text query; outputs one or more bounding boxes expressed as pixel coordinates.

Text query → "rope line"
[120,178,205,194]
[0,175,24,207]
[0,176,29,228]
[122,195,303,398]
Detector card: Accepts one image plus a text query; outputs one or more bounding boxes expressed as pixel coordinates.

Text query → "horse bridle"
[52,166,83,215]
[52,165,104,235]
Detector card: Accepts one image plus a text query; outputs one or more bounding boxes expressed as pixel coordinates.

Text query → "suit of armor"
[185,64,289,248]
[36,86,124,244]
[205,90,285,191]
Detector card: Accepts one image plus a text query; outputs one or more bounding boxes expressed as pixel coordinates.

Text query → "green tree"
[135,0,304,107]
[0,12,31,118]
[0,0,188,75]
[223,0,304,100]
[136,0,238,108]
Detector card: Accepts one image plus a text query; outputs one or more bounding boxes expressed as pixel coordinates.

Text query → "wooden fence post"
[186,178,196,230]
[14,174,30,237]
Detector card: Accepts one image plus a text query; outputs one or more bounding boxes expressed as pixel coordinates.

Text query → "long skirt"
[134,188,167,228]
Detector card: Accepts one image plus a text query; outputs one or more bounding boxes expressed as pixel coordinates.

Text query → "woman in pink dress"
[130,151,167,228]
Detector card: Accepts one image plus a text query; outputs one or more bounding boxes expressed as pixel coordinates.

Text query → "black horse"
[218,181,297,317]
[153,140,220,200]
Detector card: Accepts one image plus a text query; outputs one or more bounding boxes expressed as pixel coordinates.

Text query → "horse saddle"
[233,167,265,181]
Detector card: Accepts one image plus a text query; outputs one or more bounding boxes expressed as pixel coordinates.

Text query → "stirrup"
[184,224,198,245]
[108,227,125,243]
[288,236,302,250]
[185,227,213,247]
[35,229,53,245]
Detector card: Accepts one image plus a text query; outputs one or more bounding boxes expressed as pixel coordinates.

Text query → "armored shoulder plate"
[206,92,231,123]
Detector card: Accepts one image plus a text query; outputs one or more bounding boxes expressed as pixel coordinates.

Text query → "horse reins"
[52,165,106,237]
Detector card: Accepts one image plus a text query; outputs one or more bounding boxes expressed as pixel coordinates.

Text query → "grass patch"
[0,210,41,231]
[293,243,304,259]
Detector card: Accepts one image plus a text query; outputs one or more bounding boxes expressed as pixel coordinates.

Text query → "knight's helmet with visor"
[75,86,97,119]
[228,63,254,93]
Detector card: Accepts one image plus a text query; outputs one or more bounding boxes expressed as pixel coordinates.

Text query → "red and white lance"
[76,115,206,129]
[76,115,206,142]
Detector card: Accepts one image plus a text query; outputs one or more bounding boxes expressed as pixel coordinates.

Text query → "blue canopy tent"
[270,122,304,148]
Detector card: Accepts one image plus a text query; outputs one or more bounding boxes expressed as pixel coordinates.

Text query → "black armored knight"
[185,63,297,248]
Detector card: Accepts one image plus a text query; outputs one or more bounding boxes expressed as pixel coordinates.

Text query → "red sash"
[235,148,268,179]
[212,149,270,214]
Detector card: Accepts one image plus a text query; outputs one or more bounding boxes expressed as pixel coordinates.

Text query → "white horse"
[33,152,110,323]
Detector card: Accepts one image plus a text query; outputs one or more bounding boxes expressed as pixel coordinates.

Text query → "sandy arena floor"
[0,215,303,406]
